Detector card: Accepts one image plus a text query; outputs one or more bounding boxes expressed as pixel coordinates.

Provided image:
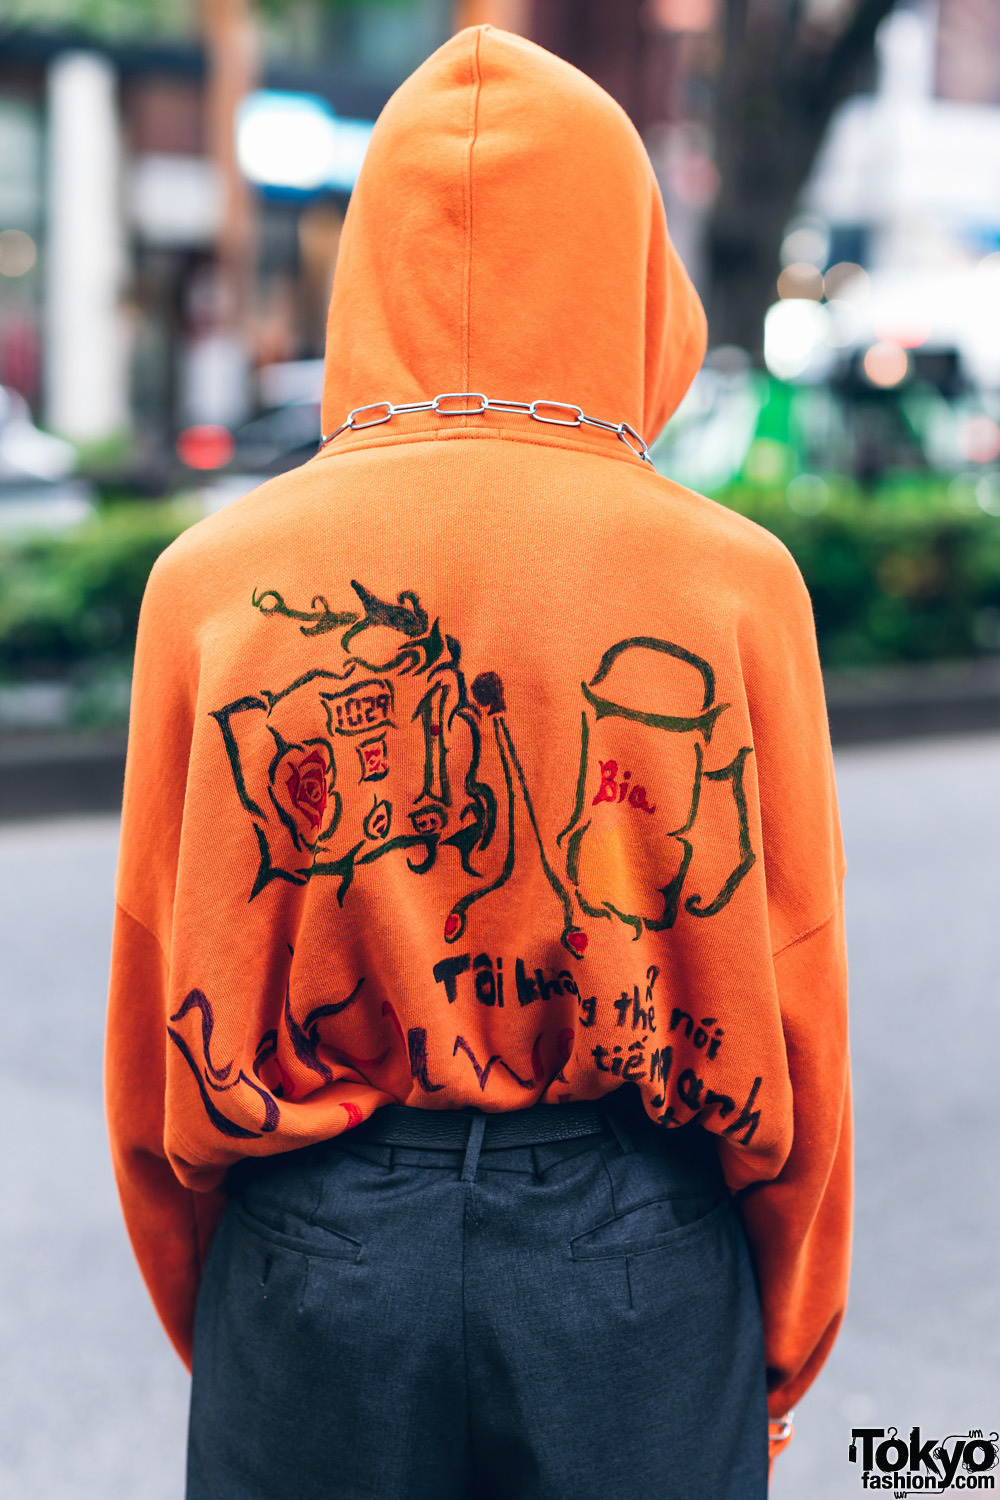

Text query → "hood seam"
[311,426,653,469]
[463,29,484,397]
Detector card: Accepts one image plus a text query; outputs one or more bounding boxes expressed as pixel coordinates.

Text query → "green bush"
[719,479,1000,667]
[0,500,197,680]
[1,486,1000,691]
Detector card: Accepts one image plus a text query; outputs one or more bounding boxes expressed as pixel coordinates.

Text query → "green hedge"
[0,501,196,679]
[1,487,1000,692]
[719,478,1000,667]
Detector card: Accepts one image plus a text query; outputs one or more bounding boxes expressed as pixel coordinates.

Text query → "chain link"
[319,392,652,463]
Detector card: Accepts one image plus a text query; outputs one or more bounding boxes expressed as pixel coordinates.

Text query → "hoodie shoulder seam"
[115,896,170,961]
[771,907,838,960]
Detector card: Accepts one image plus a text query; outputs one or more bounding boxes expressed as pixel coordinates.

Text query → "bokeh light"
[176,425,235,470]
[0,229,37,277]
[236,91,373,194]
[863,341,909,388]
[786,473,830,514]
[764,299,830,379]
[872,317,930,349]
[959,416,1000,465]
[780,222,829,268]
[777,261,824,301]
[823,262,870,304]
[824,300,862,348]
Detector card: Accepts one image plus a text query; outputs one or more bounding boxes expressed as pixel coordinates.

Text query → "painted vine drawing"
[211,581,756,956]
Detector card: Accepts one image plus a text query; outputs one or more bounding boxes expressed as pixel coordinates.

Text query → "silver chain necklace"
[319,391,652,464]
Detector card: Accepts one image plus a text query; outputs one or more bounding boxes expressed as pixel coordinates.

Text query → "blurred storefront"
[0,2,453,484]
[1,0,998,488]
[4,0,1000,748]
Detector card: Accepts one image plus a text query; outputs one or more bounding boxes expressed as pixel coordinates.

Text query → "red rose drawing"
[285,749,329,829]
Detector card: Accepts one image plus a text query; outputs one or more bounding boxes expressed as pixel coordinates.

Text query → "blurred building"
[769,0,1000,390]
[0,2,453,477]
[4,0,999,485]
[0,0,724,477]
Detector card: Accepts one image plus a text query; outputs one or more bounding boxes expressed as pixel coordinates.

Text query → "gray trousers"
[187,1093,768,1500]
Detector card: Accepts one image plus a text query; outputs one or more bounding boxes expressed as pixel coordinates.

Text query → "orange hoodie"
[106,25,850,1449]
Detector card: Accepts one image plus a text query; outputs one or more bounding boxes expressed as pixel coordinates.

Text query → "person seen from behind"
[106,26,850,1499]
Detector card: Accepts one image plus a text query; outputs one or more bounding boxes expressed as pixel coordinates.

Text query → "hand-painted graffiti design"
[557,637,756,940]
[212,580,503,905]
[166,957,426,1136]
[168,965,562,1137]
[212,583,755,958]
[167,971,370,1138]
[212,580,587,958]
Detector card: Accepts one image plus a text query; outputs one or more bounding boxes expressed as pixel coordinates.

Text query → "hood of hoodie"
[320,26,706,449]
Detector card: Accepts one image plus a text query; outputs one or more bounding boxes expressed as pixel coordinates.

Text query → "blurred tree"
[0,0,198,38]
[706,0,898,354]
[483,0,900,357]
[200,0,257,344]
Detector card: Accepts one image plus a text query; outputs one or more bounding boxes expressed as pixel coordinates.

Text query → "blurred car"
[232,358,325,474]
[230,398,323,474]
[0,385,93,533]
[178,360,325,511]
[652,342,1000,498]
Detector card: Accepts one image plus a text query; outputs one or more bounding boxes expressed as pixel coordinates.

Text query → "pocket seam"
[570,1197,728,1261]
[231,1199,362,1263]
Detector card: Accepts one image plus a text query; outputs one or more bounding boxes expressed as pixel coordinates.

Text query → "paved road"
[1,733,998,1499]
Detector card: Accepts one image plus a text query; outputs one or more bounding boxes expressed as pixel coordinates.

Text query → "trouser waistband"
[228,1089,723,1194]
[348,1099,616,1184]
[349,1100,610,1152]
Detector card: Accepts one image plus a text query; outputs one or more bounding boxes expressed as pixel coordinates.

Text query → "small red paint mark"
[331,1046,391,1071]
[553,1028,574,1083]
[531,1032,545,1081]
[382,999,406,1048]
[273,1059,295,1097]
[430,724,441,736]
[341,1102,363,1129]
[566,930,588,956]
[444,913,461,940]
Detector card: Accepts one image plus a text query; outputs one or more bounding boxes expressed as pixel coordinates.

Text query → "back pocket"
[570,1195,724,1260]
[232,1198,362,1262]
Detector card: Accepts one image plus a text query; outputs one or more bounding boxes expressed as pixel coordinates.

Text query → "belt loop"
[606,1110,634,1156]
[461,1112,487,1182]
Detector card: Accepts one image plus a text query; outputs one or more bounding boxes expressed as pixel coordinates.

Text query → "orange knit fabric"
[106,26,850,1441]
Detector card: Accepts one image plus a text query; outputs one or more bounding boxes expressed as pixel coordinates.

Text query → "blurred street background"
[0,0,1000,748]
[0,0,998,1494]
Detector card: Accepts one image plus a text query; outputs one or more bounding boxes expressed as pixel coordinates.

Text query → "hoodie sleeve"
[733,537,852,1431]
[104,543,227,1368]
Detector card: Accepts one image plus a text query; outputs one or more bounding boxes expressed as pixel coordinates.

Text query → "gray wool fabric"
[187,1098,767,1500]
